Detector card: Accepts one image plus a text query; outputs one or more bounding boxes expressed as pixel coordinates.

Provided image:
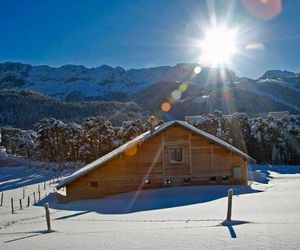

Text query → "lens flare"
[179,82,188,93]
[124,145,138,156]
[243,0,282,20]
[194,66,202,74]
[171,90,182,100]
[161,102,171,112]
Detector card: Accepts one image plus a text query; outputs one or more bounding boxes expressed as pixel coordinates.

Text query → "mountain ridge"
[0,62,300,129]
[0,62,239,100]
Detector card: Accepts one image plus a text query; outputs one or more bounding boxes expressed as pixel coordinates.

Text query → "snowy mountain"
[259,70,296,80]
[129,66,300,118]
[0,62,300,129]
[0,62,238,100]
[131,79,300,120]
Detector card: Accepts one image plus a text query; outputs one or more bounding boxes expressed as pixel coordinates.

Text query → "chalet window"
[169,148,183,163]
[89,180,99,188]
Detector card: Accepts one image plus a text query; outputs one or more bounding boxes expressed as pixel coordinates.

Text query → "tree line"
[1,111,300,165]
[0,90,143,129]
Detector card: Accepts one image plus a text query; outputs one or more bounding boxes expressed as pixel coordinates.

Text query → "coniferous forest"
[1,111,300,165]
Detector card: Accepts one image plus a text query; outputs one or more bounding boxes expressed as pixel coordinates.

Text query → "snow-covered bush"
[0,127,37,158]
[117,119,147,143]
[80,116,120,162]
[192,111,300,164]
[2,112,300,165]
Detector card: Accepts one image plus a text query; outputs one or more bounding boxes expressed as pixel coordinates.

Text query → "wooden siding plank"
[211,145,214,176]
[191,134,211,147]
[189,133,192,176]
[162,132,165,178]
[191,148,212,175]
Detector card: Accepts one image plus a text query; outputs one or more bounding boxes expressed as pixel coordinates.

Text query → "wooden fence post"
[27,196,30,207]
[11,198,14,214]
[44,203,51,232]
[44,181,46,190]
[38,191,41,201]
[19,199,22,210]
[0,192,3,207]
[33,192,36,204]
[22,188,25,199]
[38,184,40,192]
[227,188,233,221]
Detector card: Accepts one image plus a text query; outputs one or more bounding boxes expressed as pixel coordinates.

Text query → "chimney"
[148,116,157,134]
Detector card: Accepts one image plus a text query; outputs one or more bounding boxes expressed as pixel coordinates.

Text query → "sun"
[199,26,238,67]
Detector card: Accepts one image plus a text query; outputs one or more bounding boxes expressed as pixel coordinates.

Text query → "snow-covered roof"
[56,120,255,189]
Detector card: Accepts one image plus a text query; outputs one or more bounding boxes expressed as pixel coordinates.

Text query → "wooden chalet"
[57,121,255,202]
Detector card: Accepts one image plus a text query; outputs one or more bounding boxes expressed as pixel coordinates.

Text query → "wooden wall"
[65,125,248,201]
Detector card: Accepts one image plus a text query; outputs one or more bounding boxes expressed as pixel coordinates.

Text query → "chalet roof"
[268,111,289,119]
[56,120,255,190]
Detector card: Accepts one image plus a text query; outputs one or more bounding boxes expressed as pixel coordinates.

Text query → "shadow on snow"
[3,230,55,244]
[248,164,300,184]
[0,166,57,192]
[220,219,251,238]
[37,185,261,215]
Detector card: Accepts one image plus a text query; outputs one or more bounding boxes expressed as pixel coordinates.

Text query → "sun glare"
[199,27,238,67]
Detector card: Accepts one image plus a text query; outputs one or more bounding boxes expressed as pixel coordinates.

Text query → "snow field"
[1,164,300,249]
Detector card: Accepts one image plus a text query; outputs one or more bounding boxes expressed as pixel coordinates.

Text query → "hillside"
[0,90,143,129]
[130,78,300,119]
[1,63,300,128]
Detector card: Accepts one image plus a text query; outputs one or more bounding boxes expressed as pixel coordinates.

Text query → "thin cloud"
[245,43,265,50]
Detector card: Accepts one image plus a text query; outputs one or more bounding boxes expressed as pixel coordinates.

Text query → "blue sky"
[0,0,299,78]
